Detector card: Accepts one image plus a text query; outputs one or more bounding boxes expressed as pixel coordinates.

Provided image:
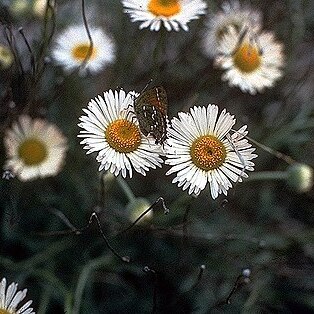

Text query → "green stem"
[247,171,288,182]
[64,292,73,314]
[72,256,111,314]
[116,176,136,202]
[37,286,52,314]
[31,268,69,296]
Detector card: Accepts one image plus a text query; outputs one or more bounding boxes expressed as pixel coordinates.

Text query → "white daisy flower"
[0,277,35,314]
[165,105,257,199]
[4,115,68,181]
[78,89,164,178]
[121,0,207,32]
[51,25,115,75]
[215,27,285,94]
[203,0,262,57]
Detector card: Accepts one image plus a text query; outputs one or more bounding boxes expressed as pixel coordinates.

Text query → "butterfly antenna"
[140,78,153,94]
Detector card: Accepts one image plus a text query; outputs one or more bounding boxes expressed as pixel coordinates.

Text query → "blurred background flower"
[121,0,208,31]
[202,0,262,57]
[215,27,285,94]
[51,24,116,76]
[4,115,68,181]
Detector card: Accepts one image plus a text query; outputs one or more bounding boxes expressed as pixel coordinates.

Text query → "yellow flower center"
[71,43,97,61]
[0,309,12,314]
[233,41,262,73]
[18,138,47,166]
[105,119,141,153]
[148,0,181,17]
[190,135,226,171]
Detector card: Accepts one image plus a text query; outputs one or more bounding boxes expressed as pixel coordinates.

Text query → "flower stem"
[116,176,136,202]
[72,256,111,314]
[247,171,288,182]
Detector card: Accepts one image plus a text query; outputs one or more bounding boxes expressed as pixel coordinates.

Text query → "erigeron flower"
[121,0,207,32]
[4,115,68,181]
[78,89,163,178]
[203,0,262,57]
[165,105,257,199]
[0,277,35,314]
[215,27,285,94]
[51,25,115,75]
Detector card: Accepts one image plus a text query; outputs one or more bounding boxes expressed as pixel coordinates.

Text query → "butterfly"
[133,86,168,145]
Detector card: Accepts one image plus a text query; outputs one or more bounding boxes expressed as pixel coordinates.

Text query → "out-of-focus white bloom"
[4,115,68,181]
[203,0,262,57]
[287,163,313,193]
[121,0,207,32]
[52,25,115,75]
[215,27,285,94]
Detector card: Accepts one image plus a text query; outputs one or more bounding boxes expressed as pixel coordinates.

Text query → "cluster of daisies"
[3,87,257,200]
[78,88,257,199]
[0,1,292,310]
[0,93,257,314]
[49,0,284,94]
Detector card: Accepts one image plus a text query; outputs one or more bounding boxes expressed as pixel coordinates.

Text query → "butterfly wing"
[134,86,168,144]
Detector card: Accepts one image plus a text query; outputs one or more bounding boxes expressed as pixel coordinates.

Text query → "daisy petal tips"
[78,89,164,178]
[0,277,35,314]
[202,0,262,57]
[121,0,207,32]
[164,105,257,199]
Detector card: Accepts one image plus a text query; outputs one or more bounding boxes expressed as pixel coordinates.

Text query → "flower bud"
[286,163,313,193]
[127,198,153,223]
[242,268,251,278]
